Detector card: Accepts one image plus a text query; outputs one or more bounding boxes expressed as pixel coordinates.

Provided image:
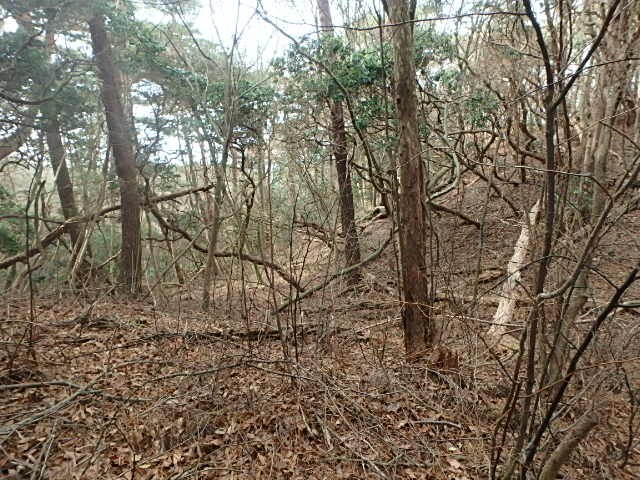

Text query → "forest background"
[1,0,640,478]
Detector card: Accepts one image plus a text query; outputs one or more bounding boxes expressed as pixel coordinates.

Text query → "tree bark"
[488,199,540,347]
[318,0,362,278]
[539,413,598,480]
[550,9,639,388]
[199,114,230,312]
[89,14,142,292]
[44,105,83,250]
[385,0,438,354]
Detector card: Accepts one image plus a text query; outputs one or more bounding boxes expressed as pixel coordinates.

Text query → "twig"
[409,419,463,429]
[0,373,106,440]
[273,228,396,313]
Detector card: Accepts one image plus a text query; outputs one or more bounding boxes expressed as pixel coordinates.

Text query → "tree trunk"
[385,0,439,354]
[44,105,84,251]
[318,0,362,277]
[41,10,88,280]
[89,14,142,292]
[200,126,229,312]
[488,199,541,347]
[550,16,639,386]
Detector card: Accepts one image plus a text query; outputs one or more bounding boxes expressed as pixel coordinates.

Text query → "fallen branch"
[0,373,106,440]
[273,228,396,314]
[148,203,303,291]
[0,225,66,269]
[0,379,149,402]
[488,199,540,347]
[0,184,214,270]
[428,200,481,228]
[539,413,598,480]
[409,419,463,429]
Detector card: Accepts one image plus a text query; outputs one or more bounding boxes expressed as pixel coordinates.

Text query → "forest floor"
[2,184,640,479]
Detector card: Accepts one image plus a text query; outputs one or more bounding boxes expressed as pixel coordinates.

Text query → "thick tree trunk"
[318,0,362,277]
[89,14,142,292]
[385,0,438,354]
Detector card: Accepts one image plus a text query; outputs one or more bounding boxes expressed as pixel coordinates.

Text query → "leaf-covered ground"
[2,202,640,479]
[2,287,639,479]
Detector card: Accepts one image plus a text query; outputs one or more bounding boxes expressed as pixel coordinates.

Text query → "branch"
[524,265,639,467]
[147,202,303,291]
[428,201,481,228]
[266,11,527,32]
[539,413,599,480]
[551,0,624,110]
[0,74,75,106]
[0,225,66,269]
[0,373,106,440]
[0,379,149,402]
[0,184,215,270]
[273,228,396,313]
[0,117,35,161]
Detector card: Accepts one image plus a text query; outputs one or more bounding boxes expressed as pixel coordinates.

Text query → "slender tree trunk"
[201,134,228,312]
[39,9,90,282]
[44,105,83,250]
[89,14,142,292]
[550,21,639,385]
[318,0,362,277]
[385,0,438,354]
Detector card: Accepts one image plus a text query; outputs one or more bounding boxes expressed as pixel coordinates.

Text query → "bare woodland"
[1,0,640,478]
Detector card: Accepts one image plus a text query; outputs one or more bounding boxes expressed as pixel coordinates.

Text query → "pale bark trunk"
[488,200,541,347]
[539,413,598,480]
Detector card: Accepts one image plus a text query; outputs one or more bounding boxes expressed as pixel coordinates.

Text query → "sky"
[1,0,472,63]
[141,0,323,66]
[0,0,317,61]
[179,0,472,64]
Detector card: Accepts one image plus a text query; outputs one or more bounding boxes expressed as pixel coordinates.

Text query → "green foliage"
[0,30,48,92]
[273,36,390,105]
[0,186,24,256]
[464,89,499,127]
[414,27,456,69]
[431,67,461,89]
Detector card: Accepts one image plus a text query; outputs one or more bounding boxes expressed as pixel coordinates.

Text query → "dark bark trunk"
[44,104,93,282]
[318,0,362,277]
[386,0,438,354]
[89,14,142,292]
[44,105,83,249]
[330,100,362,270]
